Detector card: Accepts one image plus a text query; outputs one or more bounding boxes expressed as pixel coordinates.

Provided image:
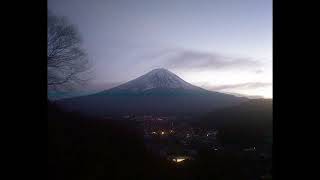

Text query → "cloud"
[149,49,262,71]
[255,69,264,74]
[48,81,123,100]
[86,82,122,91]
[204,82,272,91]
[219,92,265,99]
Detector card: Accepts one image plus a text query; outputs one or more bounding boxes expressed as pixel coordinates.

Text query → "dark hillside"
[199,99,272,146]
[48,101,174,180]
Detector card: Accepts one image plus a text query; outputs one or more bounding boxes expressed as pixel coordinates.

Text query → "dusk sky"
[48,0,272,98]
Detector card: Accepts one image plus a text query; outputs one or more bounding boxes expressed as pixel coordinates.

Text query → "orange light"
[173,158,185,163]
[176,158,185,162]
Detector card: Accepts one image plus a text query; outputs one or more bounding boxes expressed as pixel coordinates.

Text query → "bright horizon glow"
[176,69,272,98]
[218,87,272,99]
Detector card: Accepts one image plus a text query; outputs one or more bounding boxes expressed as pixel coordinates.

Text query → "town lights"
[176,158,185,162]
[172,158,186,163]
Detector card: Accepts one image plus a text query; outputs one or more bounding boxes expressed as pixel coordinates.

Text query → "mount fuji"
[108,68,200,92]
[57,68,248,117]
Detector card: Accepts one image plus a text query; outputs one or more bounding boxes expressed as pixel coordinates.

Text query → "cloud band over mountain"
[145,49,263,72]
[204,82,272,91]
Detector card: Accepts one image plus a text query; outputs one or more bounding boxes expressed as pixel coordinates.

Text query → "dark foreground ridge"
[48,99,272,180]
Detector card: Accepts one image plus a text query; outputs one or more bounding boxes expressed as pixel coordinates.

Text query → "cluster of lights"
[172,158,186,163]
[150,131,165,135]
[151,130,175,135]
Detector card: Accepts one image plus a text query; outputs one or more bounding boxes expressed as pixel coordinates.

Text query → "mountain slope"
[57,68,248,117]
[106,68,201,92]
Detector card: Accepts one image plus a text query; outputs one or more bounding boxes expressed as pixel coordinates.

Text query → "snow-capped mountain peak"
[111,68,200,92]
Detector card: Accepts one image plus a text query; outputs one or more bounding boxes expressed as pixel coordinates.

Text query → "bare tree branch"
[47,13,91,91]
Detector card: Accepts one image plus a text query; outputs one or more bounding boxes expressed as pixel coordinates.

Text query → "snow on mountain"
[110,68,201,92]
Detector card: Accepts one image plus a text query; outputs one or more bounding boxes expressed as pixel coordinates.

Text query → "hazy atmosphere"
[48,0,272,99]
[48,1,273,179]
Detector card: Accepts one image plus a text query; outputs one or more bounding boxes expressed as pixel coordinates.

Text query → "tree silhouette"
[47,12,90,90]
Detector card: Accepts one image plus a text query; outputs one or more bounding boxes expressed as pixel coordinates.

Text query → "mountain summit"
[108,68,200,92]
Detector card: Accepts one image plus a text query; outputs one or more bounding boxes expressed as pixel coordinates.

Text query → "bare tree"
[47,13,90,91]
